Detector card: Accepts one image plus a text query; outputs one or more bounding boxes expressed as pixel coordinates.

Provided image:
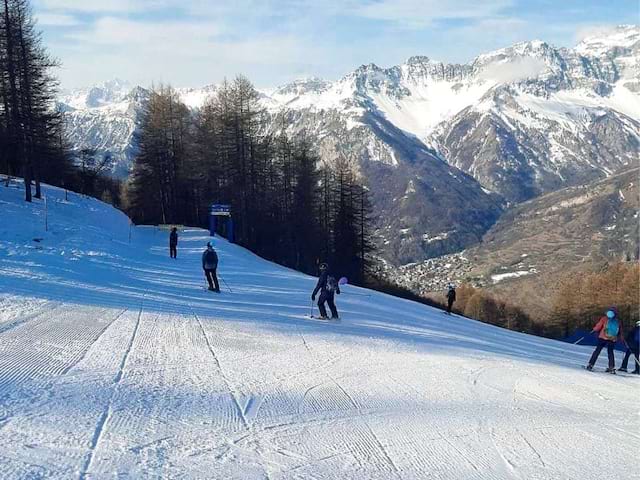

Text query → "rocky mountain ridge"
[385,167,639,319]
[58,25,639,264]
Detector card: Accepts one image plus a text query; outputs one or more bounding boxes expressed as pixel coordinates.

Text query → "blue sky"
[32,0,638,90]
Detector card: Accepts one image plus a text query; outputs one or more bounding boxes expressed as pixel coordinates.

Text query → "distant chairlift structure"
[209,204,234,243]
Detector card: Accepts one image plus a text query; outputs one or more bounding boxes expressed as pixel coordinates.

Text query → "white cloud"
[36,13,79,26]
[36,0,635,90]
[574,24,621,43]
[64,17,221,49]
[37,0,173,13]
[354,0,514,28]
[477,56,548,83]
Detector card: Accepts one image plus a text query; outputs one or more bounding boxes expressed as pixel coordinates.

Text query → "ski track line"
[78,302,144,480]
[59,308,128,377]
[395,365,518,480]
[0,306,124,404]
[0,300,62,337]
[489,426,522,480]
[191,310,249,429]
[515,385,640,442]
[191,308,272,480]
[296,325,403,479]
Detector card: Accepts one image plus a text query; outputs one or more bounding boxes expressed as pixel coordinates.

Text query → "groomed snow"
[0,179,638,479]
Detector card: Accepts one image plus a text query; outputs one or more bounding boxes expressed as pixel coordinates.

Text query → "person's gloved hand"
[311,294,316,301]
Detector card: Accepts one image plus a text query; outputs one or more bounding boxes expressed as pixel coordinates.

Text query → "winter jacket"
[169,231,178,247]
[202,248,218,270]
[447,289,456,302]
[592,315,624,341]
[625,326,640,351]
[313,271,340,297]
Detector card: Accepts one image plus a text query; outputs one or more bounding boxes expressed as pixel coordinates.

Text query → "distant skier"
[169,227,178,259]
[619,320,640,374]
[202,242,220,293]
[445,283,456,315]
[312,263,340,319]
[585,307,624,373]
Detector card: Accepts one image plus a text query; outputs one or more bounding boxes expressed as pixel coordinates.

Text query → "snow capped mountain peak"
[85,79,132,108]
[273,77,330,95]
[101,78,130,92]
[405,55,433,65]
[575,24,639,56]
[59,27,640,252]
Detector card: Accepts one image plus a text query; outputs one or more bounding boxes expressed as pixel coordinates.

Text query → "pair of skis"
[582,366,639,377]
[309,315,340,322]
[308,302,340,321]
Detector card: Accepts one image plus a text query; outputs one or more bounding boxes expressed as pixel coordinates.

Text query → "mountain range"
[57,25,639,266]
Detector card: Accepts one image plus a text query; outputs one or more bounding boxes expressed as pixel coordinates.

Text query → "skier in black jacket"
[312,263,340,319]
[169,227,178,259]
[202,242,220,292]
[619,321,640,374]
[446,284,456,314]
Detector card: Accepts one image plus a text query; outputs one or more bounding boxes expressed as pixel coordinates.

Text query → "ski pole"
[219,275,233,293]
[623,340,640,368]
[573,336,585,345]
[310,300,314,318]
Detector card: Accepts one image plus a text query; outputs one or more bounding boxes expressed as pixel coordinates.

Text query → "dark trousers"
[318,291,338,318]
[620,348,639,371]
[204,268,220,292]
[447,298,454,313]
[170,245,177,258]
[588,338,615,369]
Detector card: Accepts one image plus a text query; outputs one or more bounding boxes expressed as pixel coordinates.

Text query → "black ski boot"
[618,367,628,373]
[605,368,616,374]
[585,364,594,371]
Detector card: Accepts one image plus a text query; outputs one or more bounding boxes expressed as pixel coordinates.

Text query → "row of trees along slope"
[127,78,375,283]
[0,0,71,200]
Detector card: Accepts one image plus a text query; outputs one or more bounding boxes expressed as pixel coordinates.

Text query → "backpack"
[205,250,217,266]
[604,317,620,339]
[326,275,338,293]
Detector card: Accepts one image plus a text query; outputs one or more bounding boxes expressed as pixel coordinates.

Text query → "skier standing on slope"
[169,227,178,259]
[586,307,624,373]
[312,263,340,319]
[202,242,220,293]
[619,320,640,374]
[446,283,456,315]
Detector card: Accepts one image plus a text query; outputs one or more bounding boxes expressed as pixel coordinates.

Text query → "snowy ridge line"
[79,300,144,480]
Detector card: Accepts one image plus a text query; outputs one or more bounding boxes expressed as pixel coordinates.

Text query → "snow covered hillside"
[0,180,638,479]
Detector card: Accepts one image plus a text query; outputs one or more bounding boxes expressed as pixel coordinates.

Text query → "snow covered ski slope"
[0,179,638,479]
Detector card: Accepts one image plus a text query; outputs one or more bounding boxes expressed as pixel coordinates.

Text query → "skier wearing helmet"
[619,320,640,374]
[202,242,220,293]
[585,307,624,373]
[445,283,456,315]
[312,262,340,320]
